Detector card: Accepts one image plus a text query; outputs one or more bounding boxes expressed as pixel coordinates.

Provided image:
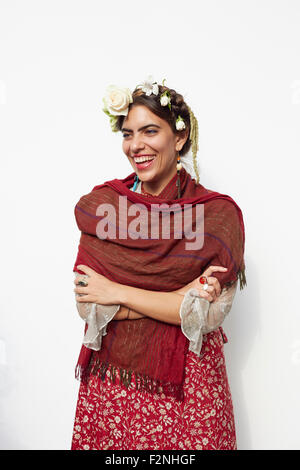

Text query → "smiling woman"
[71,76,246,451]
[120,106,188,195]
[117,85,192,195]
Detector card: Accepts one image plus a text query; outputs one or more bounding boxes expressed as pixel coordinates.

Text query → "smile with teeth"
[133,155,155,163]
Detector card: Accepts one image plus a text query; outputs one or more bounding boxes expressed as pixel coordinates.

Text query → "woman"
[71,76,246,450]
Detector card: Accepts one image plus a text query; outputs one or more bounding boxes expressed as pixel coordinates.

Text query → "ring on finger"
[199,275,209,291]
[78,277,88,287]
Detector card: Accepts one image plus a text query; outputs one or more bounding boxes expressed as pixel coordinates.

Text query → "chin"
[136,171,157,182]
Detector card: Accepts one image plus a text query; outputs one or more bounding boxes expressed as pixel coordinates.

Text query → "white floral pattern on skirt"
[71,328,237,450]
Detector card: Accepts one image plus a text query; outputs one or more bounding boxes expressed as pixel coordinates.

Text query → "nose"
[131,134,145,153]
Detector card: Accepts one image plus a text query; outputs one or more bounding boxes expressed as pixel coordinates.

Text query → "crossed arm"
[112,288,183,325]
[74,265,229,326]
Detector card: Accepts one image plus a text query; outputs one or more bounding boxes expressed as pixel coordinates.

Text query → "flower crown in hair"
[102,75,185,132]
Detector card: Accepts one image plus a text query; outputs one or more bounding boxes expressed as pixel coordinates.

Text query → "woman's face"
[121,105,187,193]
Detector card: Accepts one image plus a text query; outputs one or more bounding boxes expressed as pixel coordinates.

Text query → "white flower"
[136,75,159,96]
[160,95,170,106]
[176,120,185,130]
[103,85,133,116]
[176,115,186,131]
[152,82,159,95]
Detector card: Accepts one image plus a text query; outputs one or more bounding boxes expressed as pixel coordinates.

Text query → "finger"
[196,286,215,302]
[76,294,94,303]
[207,276,221,296]
[74,278,88,286]
[74,286,88,294]
[76,265,94,275]
[198,291,214,302]
[203,266,228,277]
[205,285,217,302]
[196,284,213,295]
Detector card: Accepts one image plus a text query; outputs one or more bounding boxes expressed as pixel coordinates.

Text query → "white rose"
[103,85,133,116]
[160,95,170,106]
[176,119,186,131]
[152,82,159,95]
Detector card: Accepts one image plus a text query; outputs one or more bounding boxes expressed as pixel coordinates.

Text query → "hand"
[174,265,228,302]
[74,265,122,305]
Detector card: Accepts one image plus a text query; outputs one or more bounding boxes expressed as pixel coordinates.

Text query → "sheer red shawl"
[73,167,246,400]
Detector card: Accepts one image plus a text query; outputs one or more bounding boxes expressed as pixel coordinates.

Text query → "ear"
[175,129,189,152]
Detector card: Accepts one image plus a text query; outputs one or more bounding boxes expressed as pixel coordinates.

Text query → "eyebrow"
[121,124,161,132]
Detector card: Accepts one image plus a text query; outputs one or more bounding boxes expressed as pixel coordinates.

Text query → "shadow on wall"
[223,256,259,450]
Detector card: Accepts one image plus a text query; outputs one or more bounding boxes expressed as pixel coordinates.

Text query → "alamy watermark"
[95,196,205,250]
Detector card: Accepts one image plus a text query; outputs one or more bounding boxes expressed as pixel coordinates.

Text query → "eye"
[146,129,157,135]
[122,133,130,138]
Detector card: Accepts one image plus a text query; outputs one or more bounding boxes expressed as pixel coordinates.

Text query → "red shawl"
[73,167,246,400]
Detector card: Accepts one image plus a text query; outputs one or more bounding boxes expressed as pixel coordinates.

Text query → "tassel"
[238,268,247,290]
[176,154,182,199]
[100,361,109,381]
[119,367,132,388]
[85,357,185,400]
[110,364,117,383]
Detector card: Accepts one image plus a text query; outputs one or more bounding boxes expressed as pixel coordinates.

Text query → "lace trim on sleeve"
[179,281,238,356]
[74,272,120,351]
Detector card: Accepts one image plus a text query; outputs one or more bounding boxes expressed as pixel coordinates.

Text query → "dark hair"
[115,85,192,157]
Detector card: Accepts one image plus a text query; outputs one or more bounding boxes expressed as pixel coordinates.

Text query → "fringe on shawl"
[222,268,247,291]
[238,267,247,291]
[76,356,185,402]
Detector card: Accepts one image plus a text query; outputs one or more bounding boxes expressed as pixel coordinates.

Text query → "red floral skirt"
[71,328,237,450]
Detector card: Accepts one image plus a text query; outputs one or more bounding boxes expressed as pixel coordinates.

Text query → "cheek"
[149,135,170,154]
[122,140,129,155]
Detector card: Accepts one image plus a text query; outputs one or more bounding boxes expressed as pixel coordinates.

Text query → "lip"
[133,155,156,171]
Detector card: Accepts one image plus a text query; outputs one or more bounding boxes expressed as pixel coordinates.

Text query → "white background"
[0,0,299,450]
